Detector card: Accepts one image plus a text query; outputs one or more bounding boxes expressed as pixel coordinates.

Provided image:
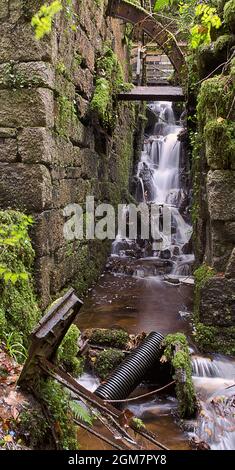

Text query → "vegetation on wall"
[91,45,131,131]
[0,211,41,358]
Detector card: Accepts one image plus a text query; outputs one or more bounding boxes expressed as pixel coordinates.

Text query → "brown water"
[76,269,193,450]
[77,271,193,336]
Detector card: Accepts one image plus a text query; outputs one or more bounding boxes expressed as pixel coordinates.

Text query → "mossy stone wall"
[0,0,135,307]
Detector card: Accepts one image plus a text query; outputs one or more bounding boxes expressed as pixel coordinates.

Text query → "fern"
[69,401,93,426]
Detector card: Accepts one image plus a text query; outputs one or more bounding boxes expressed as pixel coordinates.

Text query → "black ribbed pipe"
[95,331,164,401]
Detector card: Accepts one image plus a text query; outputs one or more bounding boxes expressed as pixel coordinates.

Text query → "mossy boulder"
[224,0,235,33]
[205,118,235,169]
[94,348,125,380]
[89,328,129,349]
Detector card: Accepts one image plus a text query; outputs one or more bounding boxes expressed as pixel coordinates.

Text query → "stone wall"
[0,0,135,307]
[193,46,235,352]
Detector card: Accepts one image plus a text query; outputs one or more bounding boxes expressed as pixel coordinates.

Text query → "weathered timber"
[107,0,186,75]
[40,358,169,451]
[118,86,184,101]
[18,288,83,387]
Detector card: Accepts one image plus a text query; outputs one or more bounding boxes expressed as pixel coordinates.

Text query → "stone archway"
[107,0,186,76]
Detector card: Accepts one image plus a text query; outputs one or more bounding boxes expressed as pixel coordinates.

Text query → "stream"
[76,102,235,450]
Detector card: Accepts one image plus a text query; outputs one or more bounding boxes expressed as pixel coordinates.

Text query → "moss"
[163,333,197,418]
[94,349,125,380]
[57,324,84,377]
[91,46,131,131]
[18,408,50,449]
[38,379,78,450]
[0,210,41,346]
[224,0,235,33]
[56,95,77,137]
[195,323,235,355]
[214,33,235,53]
[204,118,235,168]
[193,264,216,322]
[90,328,129,349]
[197,74,233,126]
[72,239,110,298]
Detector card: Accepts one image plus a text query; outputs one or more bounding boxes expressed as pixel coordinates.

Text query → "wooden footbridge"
[107,0,186,101]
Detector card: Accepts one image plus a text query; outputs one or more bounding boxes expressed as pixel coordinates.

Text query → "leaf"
[217,117,224,123]
[4,434,13,443]
[70,401,93,426]
[154,0,170,12]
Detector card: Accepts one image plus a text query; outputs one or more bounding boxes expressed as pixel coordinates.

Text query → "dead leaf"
[118,409,134,429]
[4,434,13,443]
[217,117,224,123]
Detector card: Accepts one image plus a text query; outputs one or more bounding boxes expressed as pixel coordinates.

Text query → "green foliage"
[0,211,41,347]
[163,333,197,418]
[4,331,27,364]
[193,263,216,325]
[39,379,78,450]
[90,328,129,349]
[131,417,145,430]
[69,401,93,425]
[154,0,173,12]
[91,46,131,130]
[204,118,235,168]
[57,324,84,376]
[190,4,222,49]
[197,74,233,125]
[195,323,235,355]
[18,408,49,448]
[94,348,125,380]
[31,1,63,39]
[223,0,235,32]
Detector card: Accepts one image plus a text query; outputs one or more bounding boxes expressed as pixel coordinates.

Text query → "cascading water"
[113,101,193,277]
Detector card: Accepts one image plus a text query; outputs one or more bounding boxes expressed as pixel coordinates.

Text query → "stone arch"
[107,0,186,76]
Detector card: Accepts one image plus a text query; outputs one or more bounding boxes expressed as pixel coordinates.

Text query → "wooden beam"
[118,86,185,101]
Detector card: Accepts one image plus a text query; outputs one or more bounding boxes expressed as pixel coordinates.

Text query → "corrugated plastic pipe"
[95,331,164,401]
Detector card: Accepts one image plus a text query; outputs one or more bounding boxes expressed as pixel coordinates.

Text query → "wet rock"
[199,277,235,326]
[160,249,171,260]
[225,248,235,279]
[207,170,235,221]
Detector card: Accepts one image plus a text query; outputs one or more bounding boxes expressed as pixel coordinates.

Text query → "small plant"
[190,4,222,49]
[132,417,145,430]
[4,331,27,364]
[69,401,93,425]
[31,1,63,39]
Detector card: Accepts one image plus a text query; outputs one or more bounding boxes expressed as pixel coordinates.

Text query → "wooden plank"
[118,86,184,101]
[18,288,83,386]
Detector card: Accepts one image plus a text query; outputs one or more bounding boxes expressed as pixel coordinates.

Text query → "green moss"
[94,349,125,380]
[90,328,129,349]
[224,0,235,32]
[72,240,110,298]
[197,74,234,126]
[91,46,131,131]
[38,378,78,450]
[195,323,235,355]
[18,408,50,448]
[0,210,41,346]
[204,118,235,168]
[194,263,216,322]
[163,333,197,418]
[214,33,235,53]
[57,324,84,377]
[56,95,77,137]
